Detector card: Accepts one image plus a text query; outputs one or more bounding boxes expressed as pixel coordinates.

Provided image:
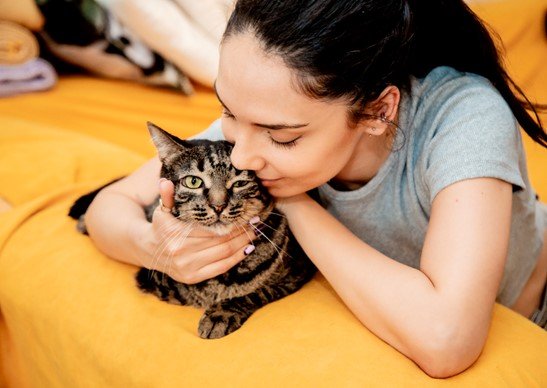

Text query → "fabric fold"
[0,0,45,31]
[0,20,39,65]
[0,58,57,97]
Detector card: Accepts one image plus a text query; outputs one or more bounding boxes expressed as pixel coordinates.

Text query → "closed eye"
[222,109,235,119]
[268,134,301,149]
[232,180,250,188]
[221,108,301,149]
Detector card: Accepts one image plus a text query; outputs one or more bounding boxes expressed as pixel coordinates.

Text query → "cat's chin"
[203,222,238,236]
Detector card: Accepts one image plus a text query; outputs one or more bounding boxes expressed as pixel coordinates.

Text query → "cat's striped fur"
[135,123,316,339]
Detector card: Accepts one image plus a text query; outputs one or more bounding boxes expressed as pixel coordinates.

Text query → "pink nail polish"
[244,245,255,255]
[249,216,260,225]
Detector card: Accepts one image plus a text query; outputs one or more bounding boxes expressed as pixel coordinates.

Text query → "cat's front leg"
[198,301,253,339]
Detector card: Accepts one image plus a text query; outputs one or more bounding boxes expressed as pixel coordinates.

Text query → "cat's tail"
[68,177,124,235]
[68,177,124,220]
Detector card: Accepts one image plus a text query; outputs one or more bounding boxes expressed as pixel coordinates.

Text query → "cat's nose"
[212,204,226,214]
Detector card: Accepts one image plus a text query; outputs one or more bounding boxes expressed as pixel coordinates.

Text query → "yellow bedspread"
[1,0,546,386]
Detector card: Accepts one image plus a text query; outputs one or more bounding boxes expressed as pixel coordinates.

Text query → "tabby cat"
[70,122,316,339]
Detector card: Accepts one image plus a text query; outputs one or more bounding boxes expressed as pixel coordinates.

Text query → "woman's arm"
[279,177,512,378]
[84,157,257,282]
[85,157,162,266]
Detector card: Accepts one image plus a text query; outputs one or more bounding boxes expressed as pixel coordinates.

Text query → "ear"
[147,122,190,161]
[360,85,400,137]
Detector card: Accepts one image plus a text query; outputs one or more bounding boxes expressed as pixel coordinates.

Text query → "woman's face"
[216,32,367,197]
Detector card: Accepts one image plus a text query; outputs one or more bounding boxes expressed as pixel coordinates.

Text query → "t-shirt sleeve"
[188,118,225,140]
[423,80,525,202]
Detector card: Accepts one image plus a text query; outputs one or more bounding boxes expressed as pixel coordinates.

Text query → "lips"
[260,177,281,187]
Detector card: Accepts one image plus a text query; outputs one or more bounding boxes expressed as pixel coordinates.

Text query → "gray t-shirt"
[195,66,545,306]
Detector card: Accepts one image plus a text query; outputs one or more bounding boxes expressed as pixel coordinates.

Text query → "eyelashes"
[222,110,235,119]
[268,135,300,149]
[222,110,301,149]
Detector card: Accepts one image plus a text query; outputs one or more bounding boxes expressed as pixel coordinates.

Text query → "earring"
[380,113,387,122]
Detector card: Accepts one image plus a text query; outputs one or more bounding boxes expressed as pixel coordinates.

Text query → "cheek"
[274,143,340,178]
[174,197,202,220]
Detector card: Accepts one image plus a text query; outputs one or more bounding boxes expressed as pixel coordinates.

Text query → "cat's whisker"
[253,220,296,258]
[162,224,194,281]
[255,220,278,233]
[152,220,191,264]
[264,211,287,219]
[234,210,267,224]
[150,229,184,281]
[155,216,190,238]
[233,220,255,247]
[246,220,293,259]
[151,222,194,280]
[232,223,245,245]
[160,224,189,279]
[248,223,281,254]
[148,222,186,280]
[162,224,195,283]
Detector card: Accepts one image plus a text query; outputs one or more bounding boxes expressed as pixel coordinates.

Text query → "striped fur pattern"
[136,123,316,339]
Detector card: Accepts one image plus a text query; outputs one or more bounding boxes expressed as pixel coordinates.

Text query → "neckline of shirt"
[319,88,413,202]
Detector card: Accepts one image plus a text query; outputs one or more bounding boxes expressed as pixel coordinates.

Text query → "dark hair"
[223,0,546,147]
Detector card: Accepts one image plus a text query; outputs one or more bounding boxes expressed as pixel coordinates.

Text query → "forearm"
[281,196,486,376]
[85,189,152,267]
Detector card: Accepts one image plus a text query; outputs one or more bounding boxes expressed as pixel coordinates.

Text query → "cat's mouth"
[202,211,268,236]
[203,219,239,236]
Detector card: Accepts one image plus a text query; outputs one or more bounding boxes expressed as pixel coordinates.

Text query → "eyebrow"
[213,81,309,130]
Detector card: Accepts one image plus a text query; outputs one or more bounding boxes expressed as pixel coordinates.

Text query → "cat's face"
[148,123,273,235]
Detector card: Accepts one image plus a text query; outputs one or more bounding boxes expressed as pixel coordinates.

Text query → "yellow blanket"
[1,0,546,386]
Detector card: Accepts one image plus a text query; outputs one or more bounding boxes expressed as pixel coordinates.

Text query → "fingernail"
[249,216,260,225]
[158,178,167,189]
[244,245,255,255]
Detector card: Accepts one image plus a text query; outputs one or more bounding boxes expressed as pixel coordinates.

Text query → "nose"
[229,135,265,172]
[208,185,228,214]
[211,204,226,214]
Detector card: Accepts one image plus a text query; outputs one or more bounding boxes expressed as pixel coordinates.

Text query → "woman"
[85,0,547,377]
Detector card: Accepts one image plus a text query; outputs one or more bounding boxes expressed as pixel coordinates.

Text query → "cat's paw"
[198,308,246,339]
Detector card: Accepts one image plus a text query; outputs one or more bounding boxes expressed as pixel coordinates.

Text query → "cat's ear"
[147,122,190,161]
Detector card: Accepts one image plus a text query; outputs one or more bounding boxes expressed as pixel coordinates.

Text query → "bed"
[1,0,546,386]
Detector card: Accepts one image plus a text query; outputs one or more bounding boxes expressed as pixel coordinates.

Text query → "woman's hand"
[135,178,258,284]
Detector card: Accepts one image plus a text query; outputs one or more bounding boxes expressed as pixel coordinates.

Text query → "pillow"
[0,0,44,31]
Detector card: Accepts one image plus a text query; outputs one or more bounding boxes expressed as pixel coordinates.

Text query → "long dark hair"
[223,0,547,147]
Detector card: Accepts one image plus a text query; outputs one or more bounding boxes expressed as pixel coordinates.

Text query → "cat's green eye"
[232,180,250,188]
[183,176,203,189]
